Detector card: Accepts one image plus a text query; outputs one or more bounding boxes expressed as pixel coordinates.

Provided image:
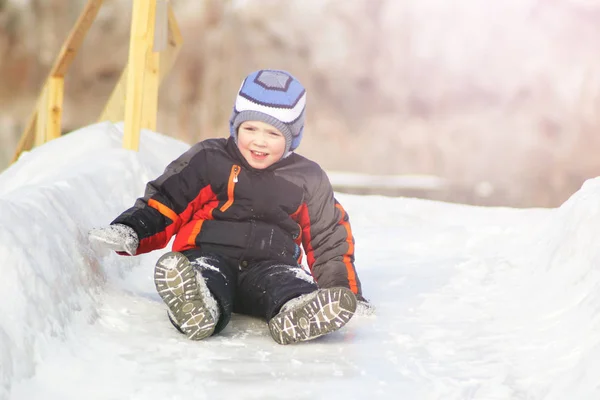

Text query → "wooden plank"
[12,0,104,163]
[123,0,156,151]
[162,3,183,72]
[153,0,168,52]
[35,85,50,147]
[99,3,182,126]
[141,53,160,131]
[46,76,65,141]
[141,1,159,131]
[52,0,105,77]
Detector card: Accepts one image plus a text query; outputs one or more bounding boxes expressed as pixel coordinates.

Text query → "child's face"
[237,121,286,169]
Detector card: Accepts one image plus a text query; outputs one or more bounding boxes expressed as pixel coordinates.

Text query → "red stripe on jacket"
[137,185,218,254]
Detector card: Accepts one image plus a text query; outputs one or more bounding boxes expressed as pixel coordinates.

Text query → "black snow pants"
[180,248,319,334]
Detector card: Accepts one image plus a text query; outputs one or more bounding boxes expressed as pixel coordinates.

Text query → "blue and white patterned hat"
[229,70,306,154]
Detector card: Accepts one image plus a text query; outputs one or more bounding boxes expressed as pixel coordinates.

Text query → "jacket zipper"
[220,164,240,212]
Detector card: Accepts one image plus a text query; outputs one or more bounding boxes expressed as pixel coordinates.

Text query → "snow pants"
[180,248,319,334]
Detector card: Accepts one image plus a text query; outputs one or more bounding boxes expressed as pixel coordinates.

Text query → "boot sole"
[268,287,357,345]
[154,252,216,340]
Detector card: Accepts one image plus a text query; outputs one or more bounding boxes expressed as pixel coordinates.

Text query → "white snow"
[327,171,448,191]
[1,122,600,399]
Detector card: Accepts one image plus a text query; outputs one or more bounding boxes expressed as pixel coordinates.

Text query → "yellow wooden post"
[12,0,183,164]
[140,53,160,132]
[52,0,104,77]
[153,0,169,52]
[12,0,104,162]
[141,0,161,132]
[46,76,65,141]
[123,0,158,151]
[35,77,64,145]
[164,5,184,77]
[35,85,50,147]
[99,4,183,124]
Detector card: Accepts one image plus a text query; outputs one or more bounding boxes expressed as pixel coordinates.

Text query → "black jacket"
[113,137,362,297]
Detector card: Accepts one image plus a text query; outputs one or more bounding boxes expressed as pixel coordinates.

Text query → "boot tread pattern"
[154,252,216,340]
[268,287,357,345]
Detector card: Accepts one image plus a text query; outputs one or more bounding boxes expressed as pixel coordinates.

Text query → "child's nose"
[254,131,268,145]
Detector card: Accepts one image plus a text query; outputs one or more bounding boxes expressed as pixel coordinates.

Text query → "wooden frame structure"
[11,0,183,163]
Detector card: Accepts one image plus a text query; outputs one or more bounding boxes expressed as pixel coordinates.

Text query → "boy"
[89,69,365,345]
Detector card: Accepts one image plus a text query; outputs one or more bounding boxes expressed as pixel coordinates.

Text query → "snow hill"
[1,122,600,399]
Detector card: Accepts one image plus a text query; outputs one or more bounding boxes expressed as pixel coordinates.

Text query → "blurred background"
[1,0,600,207]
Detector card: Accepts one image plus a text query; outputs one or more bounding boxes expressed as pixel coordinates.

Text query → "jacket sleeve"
[112,142,211,255]
[300,168,363,298]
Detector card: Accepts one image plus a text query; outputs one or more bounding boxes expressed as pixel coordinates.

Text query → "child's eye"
[269,131,281,137]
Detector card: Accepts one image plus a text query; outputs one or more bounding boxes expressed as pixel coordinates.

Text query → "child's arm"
[299,168,364,299]
[109,142,212,255]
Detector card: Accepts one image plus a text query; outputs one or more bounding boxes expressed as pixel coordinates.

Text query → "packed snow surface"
[1,122,599,399]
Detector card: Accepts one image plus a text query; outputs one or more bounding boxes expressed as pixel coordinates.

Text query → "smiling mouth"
[251,150,268,157]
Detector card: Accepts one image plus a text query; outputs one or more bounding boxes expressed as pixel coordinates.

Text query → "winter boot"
[154,252,219,340]
[268,287,357,345]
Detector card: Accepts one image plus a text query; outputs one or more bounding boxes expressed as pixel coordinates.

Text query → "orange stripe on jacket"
[220,165,240,212]
[188,219,204,246]
[139,186,217,254]
[148,199,179,222]
[335,203,359,295]
[137,199,180,254]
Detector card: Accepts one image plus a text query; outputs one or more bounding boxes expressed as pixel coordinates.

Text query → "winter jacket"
[112,137,362,297]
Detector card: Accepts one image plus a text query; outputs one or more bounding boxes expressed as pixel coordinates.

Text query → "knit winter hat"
[229,69,306,154]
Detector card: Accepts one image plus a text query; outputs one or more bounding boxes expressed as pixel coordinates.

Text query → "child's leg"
[186,251,237,334]
[154,250,236,340]
[235,262,357,344]
[234,262,318,319]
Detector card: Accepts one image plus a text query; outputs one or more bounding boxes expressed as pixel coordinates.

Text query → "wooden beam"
[163,3,184,72]
[123,0,157,151]
[153,0,168,52]
[35,85,50,147]
[140,53,160,132]
[12,0,184,163]
[141,1,160,132]
[12,0,104,162]
[99,2,182,124]
[46,76,65,141]
[51,0,105,77]
[33,78,64,146]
